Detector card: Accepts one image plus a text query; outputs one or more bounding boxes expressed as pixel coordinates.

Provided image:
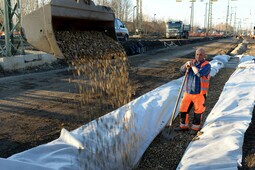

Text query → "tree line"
[0,0,165,36]
[2,1,235,37]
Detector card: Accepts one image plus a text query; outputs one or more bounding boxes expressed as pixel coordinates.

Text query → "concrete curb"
[0,50,57,71]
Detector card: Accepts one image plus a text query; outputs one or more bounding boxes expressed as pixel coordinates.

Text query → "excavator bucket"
[21,0,116,58]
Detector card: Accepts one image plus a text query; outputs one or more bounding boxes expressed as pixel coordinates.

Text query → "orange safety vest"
[200,61,210,94]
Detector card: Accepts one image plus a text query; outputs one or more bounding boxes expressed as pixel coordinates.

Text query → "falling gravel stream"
[55,30,138,168]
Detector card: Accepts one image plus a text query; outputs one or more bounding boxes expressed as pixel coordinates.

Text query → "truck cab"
[166,21,190,39]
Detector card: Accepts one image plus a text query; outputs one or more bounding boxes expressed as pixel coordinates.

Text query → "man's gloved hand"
[185,61,193,68]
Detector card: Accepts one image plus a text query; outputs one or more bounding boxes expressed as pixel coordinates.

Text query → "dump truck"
[21,0,117,58]
[165,20,190,39]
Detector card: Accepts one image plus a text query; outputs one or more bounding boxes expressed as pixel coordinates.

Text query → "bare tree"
[20,0,37,15]
[94,0,111,6]
[20,0,51,15]
[110,0,132,21]
[0,1,3,9]
[19,0,133,22]
[110,0,120,19]
[123,0,132,22]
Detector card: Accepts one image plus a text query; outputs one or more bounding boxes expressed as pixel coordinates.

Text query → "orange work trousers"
[179,92,206,130]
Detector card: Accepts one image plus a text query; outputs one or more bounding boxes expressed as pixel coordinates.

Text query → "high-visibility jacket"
[182,60,211,94]
[200,61,210,94]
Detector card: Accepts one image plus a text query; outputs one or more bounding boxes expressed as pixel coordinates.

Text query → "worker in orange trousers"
[175,48,211,135]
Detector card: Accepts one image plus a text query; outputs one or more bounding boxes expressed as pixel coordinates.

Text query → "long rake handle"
[169,69,188,127]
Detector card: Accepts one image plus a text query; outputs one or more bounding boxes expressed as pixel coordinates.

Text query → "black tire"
[184,32,189,39]
[124,34,128,41]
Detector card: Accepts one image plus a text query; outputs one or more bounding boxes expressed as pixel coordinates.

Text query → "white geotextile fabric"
[238,55,255,64]
[177,57,255,170]
[209,60,224,77]
[213,54,231,63]
[1,58,225,170]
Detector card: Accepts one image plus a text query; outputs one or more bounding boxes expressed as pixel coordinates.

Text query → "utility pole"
[0,0,24,57]
[136,0,139,34]
[207,0,212,35]
[190,0,194,32]
[238,19,241,34]
[139,0,142,32]
[230,8,233,28]
[204,2,207,30]
[234,8,237,34]
[206,0,218,35]
[230,6,236,34]
[225,0,230,34]
[135,0,142,35]
[226,0,237,35]
[133,6,136,33]
[176,0,196,33]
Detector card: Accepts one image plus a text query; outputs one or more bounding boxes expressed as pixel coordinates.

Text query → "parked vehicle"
[166,20,190,39]
[115,18,129,41]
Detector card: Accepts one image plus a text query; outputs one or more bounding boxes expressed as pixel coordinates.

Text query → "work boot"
[174,127,189,132]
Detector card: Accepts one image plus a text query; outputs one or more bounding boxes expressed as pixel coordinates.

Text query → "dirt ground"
[136,39,255,170]
[239,39,255,170]
[0,37,254,169]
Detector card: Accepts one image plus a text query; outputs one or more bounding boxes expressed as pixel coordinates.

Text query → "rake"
[161,69,188,140]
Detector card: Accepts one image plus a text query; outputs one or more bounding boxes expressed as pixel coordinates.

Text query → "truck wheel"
[185,33,188,39]
[124,34,128,41]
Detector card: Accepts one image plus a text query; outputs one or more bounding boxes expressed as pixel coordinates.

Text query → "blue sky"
[132,0,255,30]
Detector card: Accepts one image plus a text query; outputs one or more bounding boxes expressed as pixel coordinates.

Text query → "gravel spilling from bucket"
[55,31,134,116]
[55,31,137,168]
